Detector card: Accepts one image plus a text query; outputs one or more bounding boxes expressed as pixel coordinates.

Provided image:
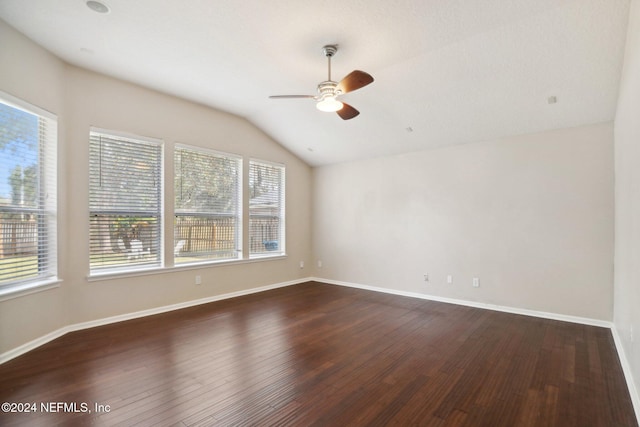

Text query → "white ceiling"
[0,0,630,166]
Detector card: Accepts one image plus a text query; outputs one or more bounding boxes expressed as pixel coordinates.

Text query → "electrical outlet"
[195,275,201,285]
[447,275,453,284]
[299,261,304,269]
[317,260,323,268]
[472,277,480,288]
[424,273,429,282]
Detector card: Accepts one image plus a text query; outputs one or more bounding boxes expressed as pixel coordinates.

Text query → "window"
[89,129,162,274]
[0,93,57,290]
[249,160,285,257]
[174,145,241,264]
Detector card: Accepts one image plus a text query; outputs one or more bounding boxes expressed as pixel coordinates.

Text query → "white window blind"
[89,130,162,273]
[249,160,285,257]
[0,93,57,289]
[174,145,241,264]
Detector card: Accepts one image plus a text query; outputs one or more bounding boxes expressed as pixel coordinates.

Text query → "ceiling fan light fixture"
[270,45,373,120]
[316,97,344,112]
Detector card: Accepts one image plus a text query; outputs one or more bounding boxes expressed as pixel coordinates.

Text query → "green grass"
[0,255,38,284]
[1,252,240,284]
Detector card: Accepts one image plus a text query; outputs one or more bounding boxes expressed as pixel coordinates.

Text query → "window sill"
[87,254,288,282]
[249,253,287,260]
[0,278,62,302]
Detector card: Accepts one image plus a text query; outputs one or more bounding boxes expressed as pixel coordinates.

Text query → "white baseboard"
[312,277,612,328]
[0,325,75,366]
[3,275,637,424]
[611,326,640,422]
[0,277,311,365]
[313,276,640,422]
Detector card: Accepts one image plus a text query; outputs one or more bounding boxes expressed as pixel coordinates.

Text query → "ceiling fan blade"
[337,70,374,94]
[337,102,360,120]
[269,95,315,99]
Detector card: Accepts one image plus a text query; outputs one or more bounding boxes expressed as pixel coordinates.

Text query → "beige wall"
[313,123,614,320]
[0,20,312,355]
[0,9,630,388]
[614,0,640,409]
[0,19,70,353]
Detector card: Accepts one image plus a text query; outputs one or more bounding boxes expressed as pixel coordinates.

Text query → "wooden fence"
[0,216,280,259]
[175,215,281,256]
[249,215,281,253]
[0,219,38,258]
[175,216,237,255]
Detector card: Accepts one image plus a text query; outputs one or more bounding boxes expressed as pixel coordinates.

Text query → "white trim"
[0,324,75,366]
[90,126,163,145]
[311,277,612,327]
[87,255,287,282]
[248,157,285,168]
[313,276,640,421]
[74,277,306,331]
[0,92,59,294]
[0,277,311,365]
[175,142,242,162]
[3,275,637,422]
[611,326,640,422]
[0,90,57,120]
[0,279,61,302]
[248,159,286,257]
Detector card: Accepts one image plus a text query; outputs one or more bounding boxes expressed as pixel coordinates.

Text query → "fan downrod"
[322,45,338,82]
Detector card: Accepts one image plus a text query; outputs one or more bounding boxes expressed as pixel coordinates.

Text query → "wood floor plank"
[0,281,637,426]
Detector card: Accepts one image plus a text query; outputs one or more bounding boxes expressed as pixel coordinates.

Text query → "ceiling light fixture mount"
[86,0,110,14]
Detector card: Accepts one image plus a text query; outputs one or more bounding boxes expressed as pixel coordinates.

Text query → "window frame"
[0,91,58,296]
[248,158,286,259]
[173,143,243,266]
[85,136,288,281]
[88,128,164,276]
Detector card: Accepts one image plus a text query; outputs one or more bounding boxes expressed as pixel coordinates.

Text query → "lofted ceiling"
[0,0,630,166]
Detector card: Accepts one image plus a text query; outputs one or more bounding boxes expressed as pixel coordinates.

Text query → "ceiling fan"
[269,45,374,120]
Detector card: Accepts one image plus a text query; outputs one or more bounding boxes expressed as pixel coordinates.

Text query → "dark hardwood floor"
[0,281,637,426]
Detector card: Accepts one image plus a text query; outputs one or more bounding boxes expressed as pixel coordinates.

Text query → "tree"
[0,103,38,152]
[174,149,239,214]
[249,163,282,199]
[8,164,37,206]
[1,103,39,209]
[8,165,23,205]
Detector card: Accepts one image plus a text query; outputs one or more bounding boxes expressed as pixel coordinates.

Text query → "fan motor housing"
[317,80,340,99]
